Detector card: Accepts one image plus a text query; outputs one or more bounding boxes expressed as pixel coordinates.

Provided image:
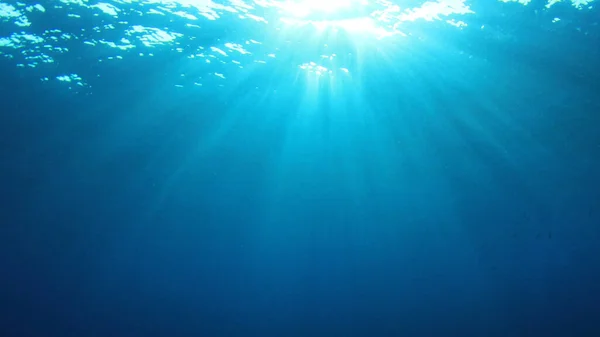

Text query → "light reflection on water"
[0,0,595,90]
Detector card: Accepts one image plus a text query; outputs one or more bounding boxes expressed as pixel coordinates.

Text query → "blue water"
[1,1,599,336]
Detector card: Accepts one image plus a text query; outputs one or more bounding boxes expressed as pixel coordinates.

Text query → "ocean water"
[1,0,599,336]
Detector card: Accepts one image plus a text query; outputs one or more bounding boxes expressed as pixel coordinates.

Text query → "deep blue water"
[1,1,600,336]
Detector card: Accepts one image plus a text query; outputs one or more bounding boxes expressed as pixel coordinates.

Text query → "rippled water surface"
[0,0,596,89]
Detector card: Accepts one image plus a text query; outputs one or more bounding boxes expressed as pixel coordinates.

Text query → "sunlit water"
[0,0,595,90]
[1,1,600,337]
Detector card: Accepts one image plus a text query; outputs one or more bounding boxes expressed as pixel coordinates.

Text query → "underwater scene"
[1,0,599,336]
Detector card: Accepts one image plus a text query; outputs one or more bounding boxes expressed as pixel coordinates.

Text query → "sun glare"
[280,0,367,18]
